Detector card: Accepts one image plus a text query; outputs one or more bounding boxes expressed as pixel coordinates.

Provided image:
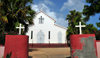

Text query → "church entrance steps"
[28,48,70,58]
[29,43,68,48]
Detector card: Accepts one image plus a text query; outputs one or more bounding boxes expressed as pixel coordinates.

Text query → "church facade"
[26,11,67,44]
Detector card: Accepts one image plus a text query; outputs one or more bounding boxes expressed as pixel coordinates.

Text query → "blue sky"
[31,0,100,28]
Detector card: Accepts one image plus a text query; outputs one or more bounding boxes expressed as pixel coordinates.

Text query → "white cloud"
[61,0,85,12]
[31,0,68,27]
[31,5,39,12]
[31,3,57,19]
[43,0,54,6]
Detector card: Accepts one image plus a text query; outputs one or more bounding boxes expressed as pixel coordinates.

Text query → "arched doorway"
[37,31,45,43]
[58,31,62,43]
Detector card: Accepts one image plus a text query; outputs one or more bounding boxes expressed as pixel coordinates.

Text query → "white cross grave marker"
[75,22,86,34]
[16,24,25,35]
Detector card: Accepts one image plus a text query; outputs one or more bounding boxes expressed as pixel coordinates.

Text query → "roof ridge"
[54,24,67,30]
[36,11,56,22]
[36,11,67,30]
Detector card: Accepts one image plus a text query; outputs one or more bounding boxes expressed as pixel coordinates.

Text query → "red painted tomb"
[70,34,97,58]
[4,35,28,58]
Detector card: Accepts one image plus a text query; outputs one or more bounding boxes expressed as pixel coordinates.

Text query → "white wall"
[96,41,100,58]
[26,11,67,44]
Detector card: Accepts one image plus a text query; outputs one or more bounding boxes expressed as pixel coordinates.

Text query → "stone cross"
[16,24,25,35]
[75,22,86,34]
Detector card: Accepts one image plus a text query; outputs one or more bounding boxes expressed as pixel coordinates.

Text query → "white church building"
[26,11,67,44]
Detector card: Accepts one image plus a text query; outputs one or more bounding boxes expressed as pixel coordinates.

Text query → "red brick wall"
[4,35,28,58]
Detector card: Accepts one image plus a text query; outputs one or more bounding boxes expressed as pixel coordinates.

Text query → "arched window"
[58,31,62,43]
[37,31,44,43]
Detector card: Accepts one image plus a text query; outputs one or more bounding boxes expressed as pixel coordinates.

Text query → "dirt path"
[28,47,71,58]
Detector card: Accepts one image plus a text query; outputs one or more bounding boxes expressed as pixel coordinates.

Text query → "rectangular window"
[48,31,50,39]
[31,31,33,39]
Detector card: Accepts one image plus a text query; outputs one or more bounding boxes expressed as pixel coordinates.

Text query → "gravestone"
[4,35,28,58]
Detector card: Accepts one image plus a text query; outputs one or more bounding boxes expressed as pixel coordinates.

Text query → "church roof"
[54,24,67,30]
[36,11,56,22]
[36,11,67,30]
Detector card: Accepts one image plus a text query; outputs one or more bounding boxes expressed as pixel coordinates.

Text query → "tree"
[66,10,84,40]
[95,23,100,40]
[66,10,97,41]
[0,0,35,45]
[83,0,100,40]
[83,24,97,34]
[83,0,100,22]
[0,0,35,33]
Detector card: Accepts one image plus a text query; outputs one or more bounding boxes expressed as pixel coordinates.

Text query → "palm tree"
[66,10,97,41]
[66,10,83,35]
[66,10,84,45]
[0,0,35,33]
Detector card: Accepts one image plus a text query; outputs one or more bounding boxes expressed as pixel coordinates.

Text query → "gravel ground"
[28,47,71,58]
